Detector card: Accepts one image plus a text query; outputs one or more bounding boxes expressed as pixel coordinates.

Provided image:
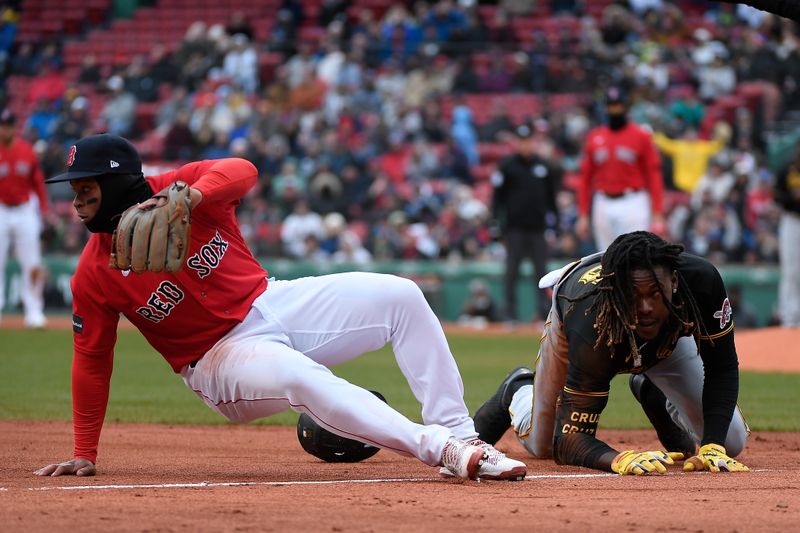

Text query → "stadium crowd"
[1,0,799,267]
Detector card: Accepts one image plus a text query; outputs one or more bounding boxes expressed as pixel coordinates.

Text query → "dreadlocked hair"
[561,231,710,363]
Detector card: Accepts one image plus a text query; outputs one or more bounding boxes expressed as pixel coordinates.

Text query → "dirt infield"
[2,422,799,532]
[1,320,799,531]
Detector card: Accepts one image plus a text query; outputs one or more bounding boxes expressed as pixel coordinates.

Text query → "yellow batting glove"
[683,444,749,473]
[612,450,684,475]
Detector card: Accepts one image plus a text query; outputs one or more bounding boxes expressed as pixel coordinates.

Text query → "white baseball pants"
[778,212,800,327]
[181,272,478,466]
[0,199,45,326]
[591,190,652,251]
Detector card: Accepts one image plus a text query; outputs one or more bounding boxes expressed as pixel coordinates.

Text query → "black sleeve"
[552,326,621,472]
[717,0,800,20]
[553,389,617,471]
[688,257,740,446]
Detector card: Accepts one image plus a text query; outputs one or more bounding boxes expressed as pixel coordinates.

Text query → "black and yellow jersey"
[551,252,739,469]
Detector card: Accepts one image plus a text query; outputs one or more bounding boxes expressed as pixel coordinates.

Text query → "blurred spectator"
[173,21,215,67]
[267,9,299,57]
[479,100,516,142]
[0,7,17,74]
[728,284,760,329]
[420,100,447,143]
[162,108,196,161]
[285,41,318,88]
[146,43,178,89]
[423,0,466,43]
[438,135,473,185]
[52,96,90,146]
[280,197,325,258]
[222,33,259,95]
[668,86,705,130]
[226,11,254,42]
[155,85,192,133]
[691,156,735,210]
[301,233,330,263]
[76,53,102,85]
[9,41,38,76]
[332,230,372,265]
[653,122,730,193]
[458,278,499,328]
[201,131,232,160]
[289,66,327,112]
[479,53,513,93]
[23,98,58,142]
[99,75,137,137]
[319,0,348,27]
[696,52,737,102]
[450,101,478,167]
[123,55,159,103]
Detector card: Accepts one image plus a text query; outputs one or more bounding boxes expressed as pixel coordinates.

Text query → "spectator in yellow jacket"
[654,122,731,192]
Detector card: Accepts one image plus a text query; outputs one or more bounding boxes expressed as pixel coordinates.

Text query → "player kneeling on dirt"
[33,134,526,482]
[474,231,750,475]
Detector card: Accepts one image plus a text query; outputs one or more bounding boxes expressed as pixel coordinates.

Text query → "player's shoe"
[439,439,527,481]
[473,366,535,445]
[629,374,696,457]
[439,437,487,480]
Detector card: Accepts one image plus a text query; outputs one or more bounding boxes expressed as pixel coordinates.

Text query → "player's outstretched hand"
[612,450,684,475]
[34,458,96,477]
[683,443,749,473]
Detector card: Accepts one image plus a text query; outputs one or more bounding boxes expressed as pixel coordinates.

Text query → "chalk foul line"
[14,469,770,492]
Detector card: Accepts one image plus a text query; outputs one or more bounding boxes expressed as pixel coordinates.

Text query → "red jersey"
[70,158,268,462]
[0,137,48,211]
[577,123,663,217]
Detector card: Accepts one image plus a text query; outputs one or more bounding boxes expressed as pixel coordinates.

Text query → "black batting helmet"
[297,390,387,463]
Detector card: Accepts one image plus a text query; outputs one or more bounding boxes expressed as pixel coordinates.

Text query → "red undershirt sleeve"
[188,158,258,205]
[71,270,119,464]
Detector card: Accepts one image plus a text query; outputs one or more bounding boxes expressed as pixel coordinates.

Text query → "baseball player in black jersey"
[474,231,750,475]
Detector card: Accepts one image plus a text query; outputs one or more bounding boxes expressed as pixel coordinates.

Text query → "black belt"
[600,189,642,199]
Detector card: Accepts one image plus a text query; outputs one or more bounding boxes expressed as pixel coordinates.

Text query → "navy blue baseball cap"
[0,108,16,124]
[45,133,142,183]
[605,86,627,105]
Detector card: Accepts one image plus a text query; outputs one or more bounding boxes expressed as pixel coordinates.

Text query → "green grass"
[1,329,797,431]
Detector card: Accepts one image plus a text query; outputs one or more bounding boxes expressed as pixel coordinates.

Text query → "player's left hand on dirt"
[34,458,96,477]
[110,181,192,273]
[611,449,683,475]
[683,443,749,473]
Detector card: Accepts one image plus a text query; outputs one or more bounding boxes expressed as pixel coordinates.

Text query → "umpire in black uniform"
[491,125,561,325]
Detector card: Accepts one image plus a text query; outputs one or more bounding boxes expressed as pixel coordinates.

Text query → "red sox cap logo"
[67,145,77,167]
[713,298,732,329]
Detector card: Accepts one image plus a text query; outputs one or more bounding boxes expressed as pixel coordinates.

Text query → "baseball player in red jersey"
[575,88,665,251]
[0,109,48,328]
[33,134,526,481]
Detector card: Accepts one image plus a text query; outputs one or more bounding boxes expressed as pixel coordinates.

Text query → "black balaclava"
[607,111,628,131]
[85,173,153,234]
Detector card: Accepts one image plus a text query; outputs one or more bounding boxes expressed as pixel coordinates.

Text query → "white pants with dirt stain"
[181,272,478,466]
